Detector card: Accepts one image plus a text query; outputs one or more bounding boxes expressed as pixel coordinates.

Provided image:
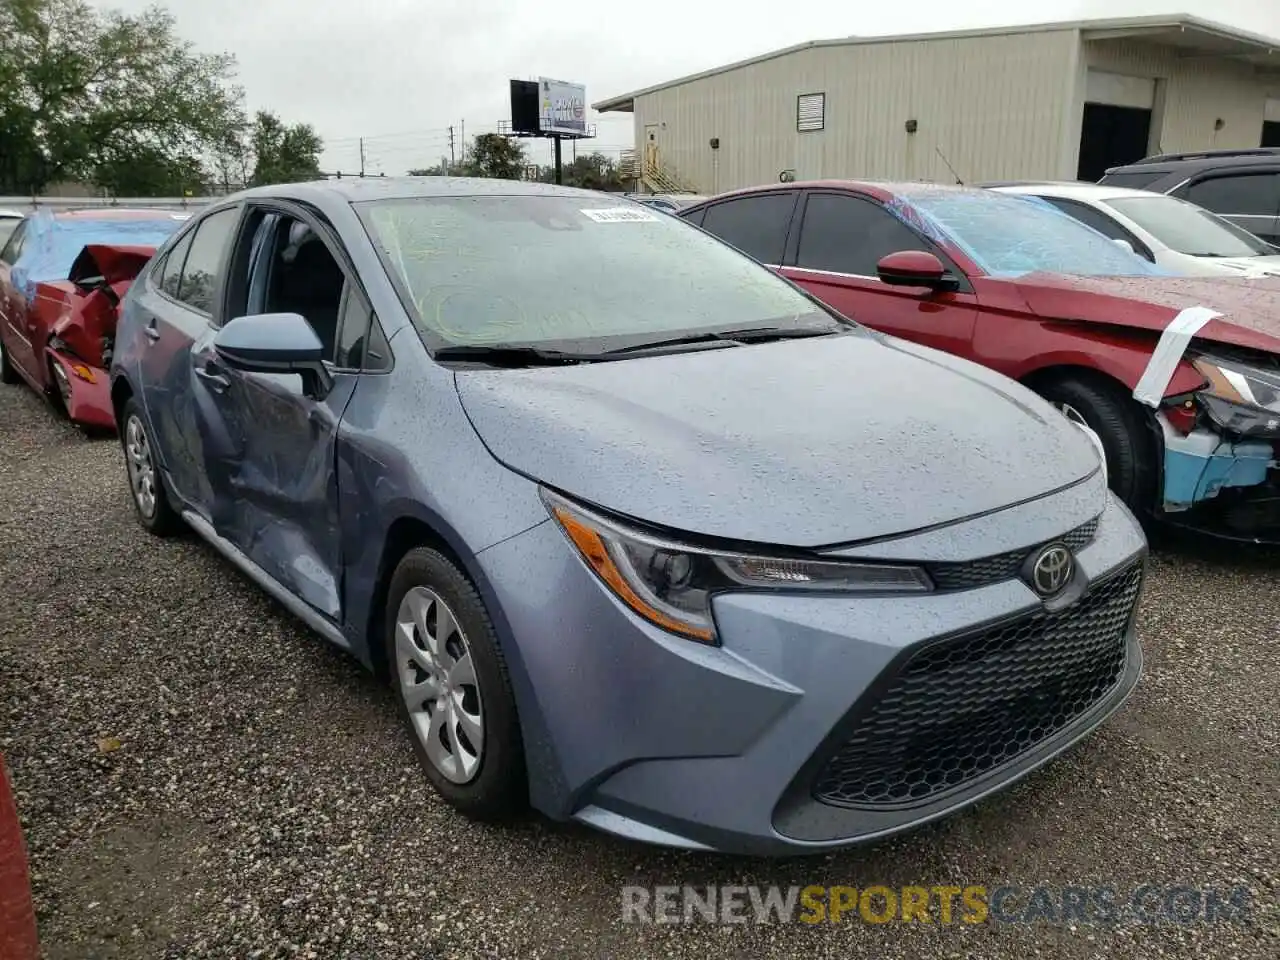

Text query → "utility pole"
[460,119,466,165]
[448,126,455,171]
[359,137,366,177]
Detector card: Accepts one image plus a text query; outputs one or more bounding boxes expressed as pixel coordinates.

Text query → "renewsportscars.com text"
[621,884,1253,925]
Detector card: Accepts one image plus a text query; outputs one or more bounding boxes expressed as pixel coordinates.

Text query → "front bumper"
[477,484,1147,856]
[46,349,113,430]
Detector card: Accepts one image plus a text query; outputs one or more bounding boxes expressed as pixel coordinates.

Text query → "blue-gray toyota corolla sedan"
[109,177,1147,856]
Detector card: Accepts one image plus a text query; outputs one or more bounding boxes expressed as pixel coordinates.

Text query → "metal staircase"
[619,148,699,194]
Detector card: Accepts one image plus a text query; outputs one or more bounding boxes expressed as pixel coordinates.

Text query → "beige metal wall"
[1082,40,1279,160]
[631,30,1079,193]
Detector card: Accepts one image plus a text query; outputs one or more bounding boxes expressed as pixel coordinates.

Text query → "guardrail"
[0,196,214,213]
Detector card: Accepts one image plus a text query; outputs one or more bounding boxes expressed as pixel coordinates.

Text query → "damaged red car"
[681,181,1280,543]
[0,208,189,429]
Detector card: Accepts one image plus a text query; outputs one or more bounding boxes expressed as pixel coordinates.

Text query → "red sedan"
[680,181,1280,543]
[0,208,188,430]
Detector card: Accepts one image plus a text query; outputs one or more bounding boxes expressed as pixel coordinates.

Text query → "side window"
[363,315,393,372]
[334,288,393,371]
[680,207,706,228]
[699,193,797,263]
[1,220,28,265]
[335,289,372,369]
[176,207,241,314]
[252,215,348,362]
[795,193,931,276]
[1038,197,1153,260]
[159,231,193,298]
[1183,173,1280,215]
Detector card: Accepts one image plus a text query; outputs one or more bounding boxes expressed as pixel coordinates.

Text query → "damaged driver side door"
[196,203,367,623]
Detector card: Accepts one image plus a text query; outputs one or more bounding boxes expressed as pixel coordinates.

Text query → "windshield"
[358,194,839,351]
[899,189,1171,278]
[1103,195,1274,258]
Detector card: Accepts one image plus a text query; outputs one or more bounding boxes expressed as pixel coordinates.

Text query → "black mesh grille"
[813,561,1143,809]
[926,519,1099,591]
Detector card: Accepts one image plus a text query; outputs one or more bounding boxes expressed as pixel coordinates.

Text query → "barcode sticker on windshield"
[581,207,661,223]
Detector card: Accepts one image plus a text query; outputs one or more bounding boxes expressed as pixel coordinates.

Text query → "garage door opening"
[1078,103,1153,181]
[1077,70,1156,182]
[1265,99,1280,147]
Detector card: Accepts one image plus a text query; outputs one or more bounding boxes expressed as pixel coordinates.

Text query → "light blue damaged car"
[109,177,1147,855]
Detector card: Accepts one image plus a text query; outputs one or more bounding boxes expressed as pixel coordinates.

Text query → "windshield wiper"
[603,324,844,356]
[432,344,601,367]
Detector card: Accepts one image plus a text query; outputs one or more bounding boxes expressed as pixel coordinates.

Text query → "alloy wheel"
[394,586,484,784]
[124,414,158,518]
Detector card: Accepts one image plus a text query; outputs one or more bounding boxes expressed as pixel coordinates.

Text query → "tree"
[460,133,526,179]
[248,110,323,186]
[0,0,247,195]
[537,152,626,191]
[408,162,450,177]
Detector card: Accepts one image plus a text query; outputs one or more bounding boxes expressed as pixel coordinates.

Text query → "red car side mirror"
[876,250,960,292]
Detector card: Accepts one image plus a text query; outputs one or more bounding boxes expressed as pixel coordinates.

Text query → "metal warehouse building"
[594,14,1280,194]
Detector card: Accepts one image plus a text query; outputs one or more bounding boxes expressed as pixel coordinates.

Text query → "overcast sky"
[101,0,1280,174]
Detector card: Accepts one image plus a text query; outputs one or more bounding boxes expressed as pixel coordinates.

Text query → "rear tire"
[384,547,527,821]
[1035,375,1157,516]
[119,396,183,537]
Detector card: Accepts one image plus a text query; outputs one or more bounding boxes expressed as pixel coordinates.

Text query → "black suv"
[1098,148,1280,245]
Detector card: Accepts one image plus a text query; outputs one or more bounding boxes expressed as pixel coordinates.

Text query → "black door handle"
[195,364,230,392]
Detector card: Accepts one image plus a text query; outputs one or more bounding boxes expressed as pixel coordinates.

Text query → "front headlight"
[542,489,933,644]
[1190,354,1280,438]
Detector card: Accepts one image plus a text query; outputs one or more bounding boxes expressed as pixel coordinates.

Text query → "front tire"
[1036,375,1157,516]
[384,547,526,821]
[120,397,183,537]
[0,335,17,384]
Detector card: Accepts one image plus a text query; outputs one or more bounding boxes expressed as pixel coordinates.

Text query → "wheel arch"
[364,506,524,688]
[1019,362,1167,515]
[110,374,134,425]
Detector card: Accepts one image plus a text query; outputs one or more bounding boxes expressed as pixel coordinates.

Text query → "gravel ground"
[1,382,1277,960]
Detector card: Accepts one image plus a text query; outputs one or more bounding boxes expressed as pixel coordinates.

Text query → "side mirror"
[213,312,333,399]
[876,250,960,291]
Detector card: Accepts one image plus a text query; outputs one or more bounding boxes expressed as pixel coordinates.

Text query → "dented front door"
[206,362,356,621]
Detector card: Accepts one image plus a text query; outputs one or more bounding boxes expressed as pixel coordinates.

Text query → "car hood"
[67,243,156,286]
[1202,254,1280,277]
[454,331,1101,547]
[1015,273,1280,353]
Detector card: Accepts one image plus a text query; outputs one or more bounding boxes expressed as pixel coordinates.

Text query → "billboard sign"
[539,78,587,136]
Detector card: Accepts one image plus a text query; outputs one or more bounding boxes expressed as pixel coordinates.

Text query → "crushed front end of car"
[45,243,156,430]
[1149,345,1280,541]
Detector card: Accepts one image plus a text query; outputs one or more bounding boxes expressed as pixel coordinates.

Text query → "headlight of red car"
[1190,354,1280,439]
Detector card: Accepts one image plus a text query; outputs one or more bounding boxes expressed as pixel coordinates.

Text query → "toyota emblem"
[1030,544,1074,597]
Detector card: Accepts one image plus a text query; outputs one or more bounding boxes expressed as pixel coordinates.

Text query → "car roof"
[681,179,987,208]
[227,176,615,205]
[0,209,24,219]
[1104,148,1280,176]
[987,182,1166,202]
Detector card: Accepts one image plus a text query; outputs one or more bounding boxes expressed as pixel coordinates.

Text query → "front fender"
[980,321,1208,400]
